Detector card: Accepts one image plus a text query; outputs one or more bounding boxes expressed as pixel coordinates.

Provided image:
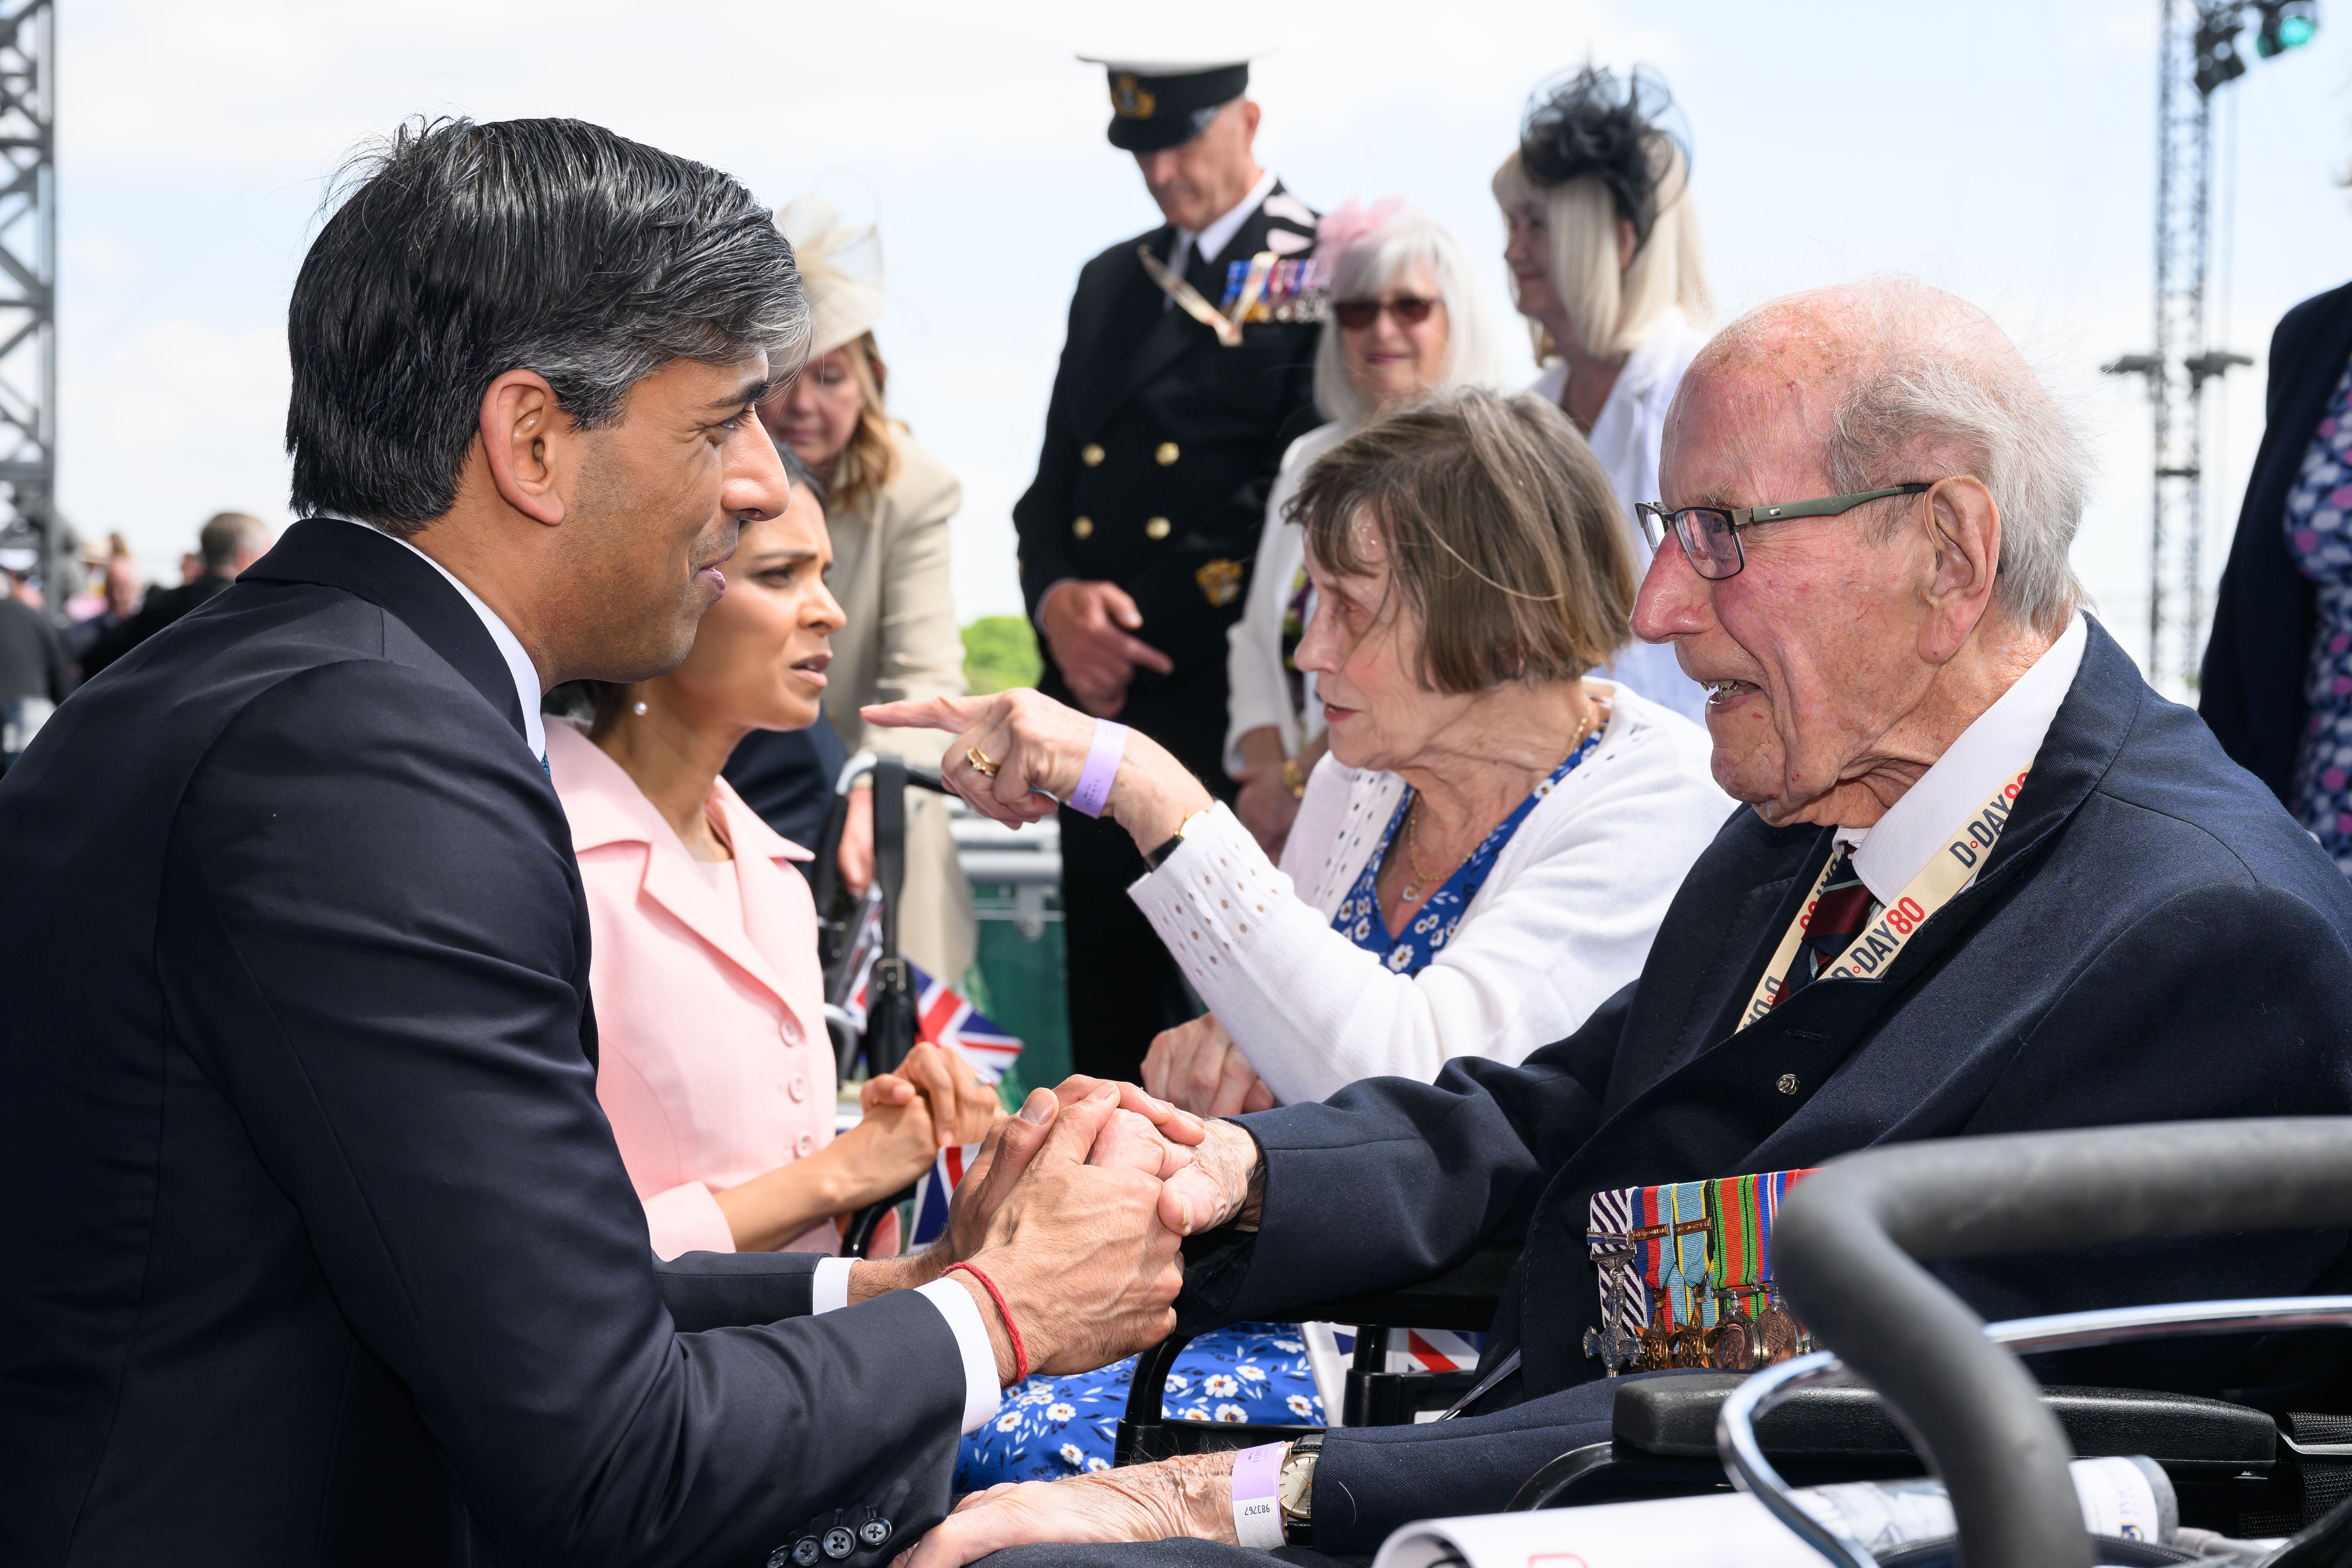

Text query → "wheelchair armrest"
[1614,1374,2277,1468]
[1287,1242,1520,1333]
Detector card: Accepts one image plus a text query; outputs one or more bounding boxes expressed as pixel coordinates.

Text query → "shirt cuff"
[915,1276,1007,1435]
[811,1256,854,1315]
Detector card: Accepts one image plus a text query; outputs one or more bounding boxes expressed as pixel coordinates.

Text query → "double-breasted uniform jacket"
[1013,185,1324,782]
[1177,620,2352,1555]
[0,519,964,1568]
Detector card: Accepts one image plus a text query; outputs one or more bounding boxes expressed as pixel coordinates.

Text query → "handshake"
[846,1076,1267,1385]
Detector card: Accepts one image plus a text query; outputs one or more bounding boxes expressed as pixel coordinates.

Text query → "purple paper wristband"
[1068,721,1129,818]
[1229,1441,1286,1549]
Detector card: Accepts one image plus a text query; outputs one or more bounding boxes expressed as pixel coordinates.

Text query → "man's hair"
[1714,280,2089,636]
[1291,387,1634,693]
[197,511,273,573]
[1311,212,1510,430]
[286,116,806,534]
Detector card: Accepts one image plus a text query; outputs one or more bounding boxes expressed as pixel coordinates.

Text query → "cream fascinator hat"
[775,196,886,360]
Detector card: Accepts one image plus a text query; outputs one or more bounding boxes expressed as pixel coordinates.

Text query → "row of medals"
[1585,1279,1809,1377]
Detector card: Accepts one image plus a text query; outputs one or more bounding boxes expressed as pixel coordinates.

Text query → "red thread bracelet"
[942,1262,1029,1385]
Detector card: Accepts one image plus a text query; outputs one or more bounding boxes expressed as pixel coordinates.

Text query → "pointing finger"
[862,695,992,733]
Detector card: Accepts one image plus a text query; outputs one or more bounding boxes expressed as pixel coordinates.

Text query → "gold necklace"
[1395,702,1601,908]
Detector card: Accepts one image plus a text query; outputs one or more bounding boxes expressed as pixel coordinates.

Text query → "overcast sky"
[55,0,2352,686]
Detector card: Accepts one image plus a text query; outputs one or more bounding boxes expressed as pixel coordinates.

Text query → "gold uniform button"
[1080,443,1105,467]
[1155,442,1180,466]
[1073,516,1094,539]
[1144,516,1171,540]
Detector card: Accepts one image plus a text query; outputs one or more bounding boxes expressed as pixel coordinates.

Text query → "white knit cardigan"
[1128,683,1735,1105]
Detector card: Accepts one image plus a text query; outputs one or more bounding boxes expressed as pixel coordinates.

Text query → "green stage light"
[2255,0,2319,57]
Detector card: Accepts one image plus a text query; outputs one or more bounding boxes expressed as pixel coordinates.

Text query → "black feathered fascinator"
[1518,66,1689,247]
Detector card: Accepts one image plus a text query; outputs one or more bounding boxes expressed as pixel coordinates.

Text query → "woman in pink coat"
[549,462,999,1260]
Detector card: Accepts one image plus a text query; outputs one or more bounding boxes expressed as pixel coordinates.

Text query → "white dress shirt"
[335,519,1004,1433]
[1530,308,1713,724]
[1167,167,1279,284]
[1837,614,2088,904]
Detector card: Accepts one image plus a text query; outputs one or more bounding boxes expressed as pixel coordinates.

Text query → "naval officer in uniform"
[1015,56,1323,1083]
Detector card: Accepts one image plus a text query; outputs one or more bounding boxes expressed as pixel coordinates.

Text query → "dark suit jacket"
[0,520,964,1568]
[1179,619,2352,1553]
[2201,280,2352,801]
[1012,190,1322,781]
[78,570,233,679]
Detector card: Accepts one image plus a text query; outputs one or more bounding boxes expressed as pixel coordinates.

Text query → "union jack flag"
[842,953,1024,1084]
[907,1141,983,1248]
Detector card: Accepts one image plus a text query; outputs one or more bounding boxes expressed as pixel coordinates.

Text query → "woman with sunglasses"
[1493,65,1714,722]
[1224,200,1508,856]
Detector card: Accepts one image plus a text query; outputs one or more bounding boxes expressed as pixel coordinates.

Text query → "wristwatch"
[1141,807,1213,872]
[1277,1431,1322,1546]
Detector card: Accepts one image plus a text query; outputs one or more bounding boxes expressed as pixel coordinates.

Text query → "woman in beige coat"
[758,197,975,984]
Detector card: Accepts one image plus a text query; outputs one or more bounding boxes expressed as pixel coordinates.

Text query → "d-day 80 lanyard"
[1736,764,2031,1032]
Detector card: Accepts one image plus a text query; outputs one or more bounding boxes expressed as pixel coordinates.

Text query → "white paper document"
[1370,1455,2167,1568]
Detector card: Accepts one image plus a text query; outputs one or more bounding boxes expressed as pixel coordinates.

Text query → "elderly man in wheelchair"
[896,280,2352,1568]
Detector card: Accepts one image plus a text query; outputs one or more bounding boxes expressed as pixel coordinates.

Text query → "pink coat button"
[788,1075,808,1103]
[780,1017,803,1046]
[796,1132,816,1157]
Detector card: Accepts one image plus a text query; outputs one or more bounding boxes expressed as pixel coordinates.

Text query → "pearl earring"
[632,701,648,716]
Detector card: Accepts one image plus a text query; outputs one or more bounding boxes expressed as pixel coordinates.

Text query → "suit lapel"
[243,518,528,744]
[633,850,791,1008]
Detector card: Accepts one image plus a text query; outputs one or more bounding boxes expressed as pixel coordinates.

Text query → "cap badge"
[1111,74,1157,119]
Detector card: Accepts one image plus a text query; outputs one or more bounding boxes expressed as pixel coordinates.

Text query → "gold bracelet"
[1281,757,1306,799]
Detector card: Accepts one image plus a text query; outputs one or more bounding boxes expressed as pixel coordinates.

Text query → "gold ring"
[966,745,1001,778]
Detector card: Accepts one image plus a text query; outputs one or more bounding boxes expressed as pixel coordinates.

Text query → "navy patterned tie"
[1773,846,1879,1009]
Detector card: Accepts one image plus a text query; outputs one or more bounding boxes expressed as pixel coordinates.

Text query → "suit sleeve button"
[789,1538,821,1567]
[1081,443,1105,467]
[1073,516,1094,539]
[1144,517,1171,540]
[859,1519,894,1549]
[823,1527,856,1559]
[1155,442,1180,466]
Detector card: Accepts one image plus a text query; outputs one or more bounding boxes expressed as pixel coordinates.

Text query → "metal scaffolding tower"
[2104,0,2311,688]
[0,0,54,610]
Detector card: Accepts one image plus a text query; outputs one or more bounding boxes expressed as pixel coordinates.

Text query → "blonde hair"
[823,331,902,520]
[1311,213,1510,430]
[1491,141,1712,362]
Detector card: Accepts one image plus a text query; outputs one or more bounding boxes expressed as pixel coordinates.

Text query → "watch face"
[1278,1453,1316,1514]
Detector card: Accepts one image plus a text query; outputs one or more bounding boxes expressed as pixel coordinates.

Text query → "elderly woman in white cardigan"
[868,387,1730,1116]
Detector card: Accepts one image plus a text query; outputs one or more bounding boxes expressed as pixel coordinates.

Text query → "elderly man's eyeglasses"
[1332,296,1437,330]
[1634,484,1933,581]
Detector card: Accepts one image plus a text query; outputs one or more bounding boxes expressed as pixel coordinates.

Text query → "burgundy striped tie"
[1774,846,1880,1009]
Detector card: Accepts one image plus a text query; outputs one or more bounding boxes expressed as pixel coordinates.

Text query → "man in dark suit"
[0,116,1191,1568]
[1015,57,1322,1082]
[901,281,2352,1567]
[77,510,274,679]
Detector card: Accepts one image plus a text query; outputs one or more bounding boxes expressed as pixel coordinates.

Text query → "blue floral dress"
[954,735,1600,1491]
[2285,360,2352,873]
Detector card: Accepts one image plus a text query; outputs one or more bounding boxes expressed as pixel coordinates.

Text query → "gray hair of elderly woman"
[1289,386,1633,692]
[1715,280,2089,637]
[1311,214,1511,430]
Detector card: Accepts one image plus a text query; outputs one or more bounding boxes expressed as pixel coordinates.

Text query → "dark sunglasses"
[1333,296,1438,330]
[1634,484,1934,581]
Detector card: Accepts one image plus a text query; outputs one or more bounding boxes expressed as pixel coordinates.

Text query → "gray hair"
[1720,280,2090,637]
[197,511,274,571]
[1312,214,1509,430]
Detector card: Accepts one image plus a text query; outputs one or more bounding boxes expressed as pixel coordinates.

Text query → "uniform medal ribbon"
[1738,763,2033,1031]
[1136,242,1271,348]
